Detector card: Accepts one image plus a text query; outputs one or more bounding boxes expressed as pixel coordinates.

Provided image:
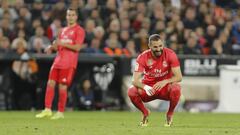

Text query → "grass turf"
[0,111,239,135]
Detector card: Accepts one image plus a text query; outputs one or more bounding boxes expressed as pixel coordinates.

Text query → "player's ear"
[148,41,151,48]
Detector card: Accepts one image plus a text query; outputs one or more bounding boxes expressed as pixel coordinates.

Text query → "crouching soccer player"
[128,34,182,127]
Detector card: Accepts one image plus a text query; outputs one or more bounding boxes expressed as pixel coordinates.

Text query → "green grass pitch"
[0,111,239,135]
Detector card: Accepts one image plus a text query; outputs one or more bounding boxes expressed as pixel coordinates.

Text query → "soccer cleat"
[140,119,148,127]
[164,122,171,127]
[139,109,150,127]
[50,112,64,120]
[35,109,52,118]
[164,115,173,127]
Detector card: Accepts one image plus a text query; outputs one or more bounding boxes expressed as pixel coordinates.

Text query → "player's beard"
[152,50,163,57]
[68,19,76,26]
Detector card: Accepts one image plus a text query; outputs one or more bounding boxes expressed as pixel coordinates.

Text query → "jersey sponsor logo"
[145,70,169,78]
[163,61,168,67]
[61,39,73,44]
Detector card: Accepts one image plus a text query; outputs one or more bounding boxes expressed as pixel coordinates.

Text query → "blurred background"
[0,0,240,112]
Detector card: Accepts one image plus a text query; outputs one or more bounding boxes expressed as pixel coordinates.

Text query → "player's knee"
[128,86,138,97]
[48,80,56,88]
[59,83,68,90]
[170,83,181,98]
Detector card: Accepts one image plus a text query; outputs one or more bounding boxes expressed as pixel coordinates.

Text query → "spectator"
[11,39,38,110]
[29,18,42,36]
[0,28,4,40]
[132,13,145,33]
[93,26,105,49]
[0,0,239,57]
[18,6,32,24]
[183,34,202,55]
[14,18,29,40]
[134,28,149,53]
[51,1,66,22]
[11,30,27,49]
[30,1,44,20]
[40,6,53,30]
[90,9,103,26]
[120,19,133,34]
[103,39,122,56]
[0,0,18,21]
[28,26,50,53]
[46,18,62,41]
[183,7,199,30]
[1,17,15,41]
[82,38,103,54]
[77,79,94,110]
[122,40,137,57]
[204,25,218,54]
[107,19,120,34]
[100,0,118,21]
[232,21,240,44]
[119,30,130,48]
[218,31,231,54]
[209,39,224,55]
[85,19,96,46]
[0,37,12,53]
[83,0,98,19]
[11,38,28,53]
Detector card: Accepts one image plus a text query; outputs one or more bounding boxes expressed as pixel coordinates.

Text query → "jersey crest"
[163,60,168,67]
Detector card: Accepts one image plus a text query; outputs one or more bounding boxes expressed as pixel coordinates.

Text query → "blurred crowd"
[0,0,240,56]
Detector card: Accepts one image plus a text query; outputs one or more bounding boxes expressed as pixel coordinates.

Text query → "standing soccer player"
[128,34,182,126]
[36,8,85,119]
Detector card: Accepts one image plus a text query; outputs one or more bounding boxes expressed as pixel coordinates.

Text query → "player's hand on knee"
[143,85,155,96]
[153,80,168,91]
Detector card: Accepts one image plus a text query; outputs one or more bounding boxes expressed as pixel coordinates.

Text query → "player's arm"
[44,40,58,53]
[132,71,144,89]
[58,41,82,52]
[132,71,155,96]
[166,66,182,83]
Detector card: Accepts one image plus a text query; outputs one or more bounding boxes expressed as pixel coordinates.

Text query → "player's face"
[66,10,78,26]
[149,40,164,57]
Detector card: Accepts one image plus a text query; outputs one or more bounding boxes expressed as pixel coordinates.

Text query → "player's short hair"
[148,34,162,44]
[67,7,78,16]
[149,34,166,46]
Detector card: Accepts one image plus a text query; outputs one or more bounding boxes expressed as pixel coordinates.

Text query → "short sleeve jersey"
[52,24,85,69]
[134,48,180,86]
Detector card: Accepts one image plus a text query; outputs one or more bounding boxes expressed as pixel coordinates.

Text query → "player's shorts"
[138,83,181,102]
[48,67,76,86]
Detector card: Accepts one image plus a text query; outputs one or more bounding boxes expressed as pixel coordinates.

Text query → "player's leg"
[156,83,181,126]
[50,83,67,120]
[36,68,58,118]
[166,83,181,126]
[51,68,75,120]
[45,80,56,109]
[128,86,155,126]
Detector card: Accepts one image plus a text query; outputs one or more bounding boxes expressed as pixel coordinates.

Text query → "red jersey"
[135,48,180,86]
[52,24,85,69]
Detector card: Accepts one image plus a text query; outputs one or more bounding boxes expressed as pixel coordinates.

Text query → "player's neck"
[68,23,77,27]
